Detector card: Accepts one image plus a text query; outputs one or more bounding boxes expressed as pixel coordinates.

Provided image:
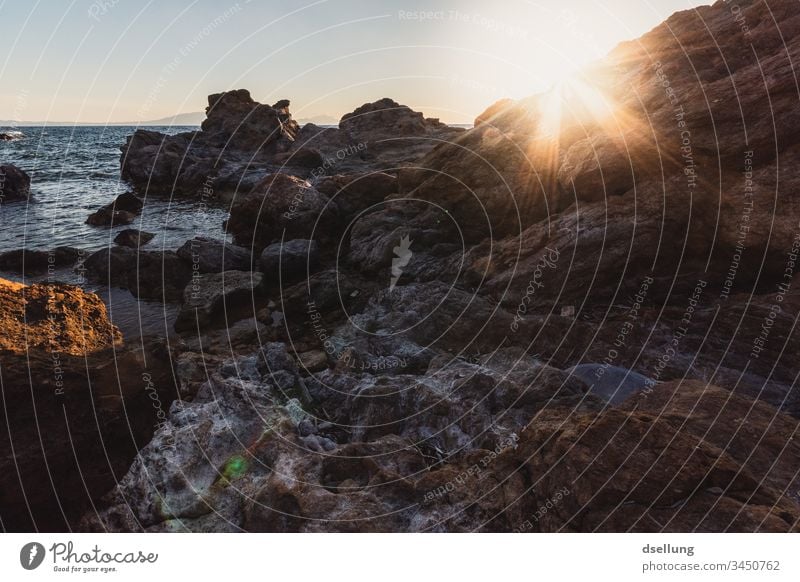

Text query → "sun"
[538,71,617,137]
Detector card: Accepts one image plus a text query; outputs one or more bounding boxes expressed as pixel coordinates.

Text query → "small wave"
[0,129,24,141]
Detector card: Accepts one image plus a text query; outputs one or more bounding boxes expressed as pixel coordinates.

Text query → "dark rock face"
[120,93,464,199]
[120,90,301,197]
[225,173,332,251]
[509,381,800,532]
[337,98,464,166]
[79,0,800,533]
[110,191,145,212]
[260,239,319,283]
[176,236,252,274]
[119,130,203,194]
[0,333,178,531]
[0,246,81,275]
[347,200,455,281]
[114,229,155,248]
[174,270,263,332]
[225,170,403,255]
[83,247,191,301]
[0,163,31,202]
[316,171,398,222]
[0,278,179,532]
[272,147,324,170]
[200,90,298,150]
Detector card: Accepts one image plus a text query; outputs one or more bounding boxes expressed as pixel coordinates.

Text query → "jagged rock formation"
[174,270,264,332]
[83,347,800,532]
[120,91,462,199]
[120,90,299,198]
[403,0,800,249]
[78,0,800,532]
[225,173,333,250]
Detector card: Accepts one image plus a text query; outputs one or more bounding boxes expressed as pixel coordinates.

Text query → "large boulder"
[347,200,455,279]
[315,171,398,222]
[114,229,155,248]
[0,246,82,275]
[175,270,264,332]
[0,163,31,202]
[0,277,121,355]
[287,100,465,174]
[120,90,300,196]
[83,247,191,301]
[338,98,464,167]
[201,90,298,149]
[399,0,800,246]
[225,173,333,250]
[340,98,461,143]
[176,236,252,273]
[120,130,204,195]
[259,239,319,283]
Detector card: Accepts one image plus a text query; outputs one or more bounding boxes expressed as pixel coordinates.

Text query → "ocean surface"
[0,126,228,338]
[0,125,228,252]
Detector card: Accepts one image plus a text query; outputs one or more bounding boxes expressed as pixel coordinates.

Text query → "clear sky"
[0,0,708,124]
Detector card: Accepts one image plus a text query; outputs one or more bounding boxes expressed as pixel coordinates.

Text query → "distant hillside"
[296,114,339,125]
[138,111,205,126]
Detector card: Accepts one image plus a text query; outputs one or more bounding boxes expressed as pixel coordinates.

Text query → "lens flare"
[538,72,616,137]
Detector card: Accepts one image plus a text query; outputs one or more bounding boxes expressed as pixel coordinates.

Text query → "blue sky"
[0,0,707,123]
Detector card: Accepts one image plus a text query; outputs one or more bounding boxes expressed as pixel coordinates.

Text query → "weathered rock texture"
[75,0,800,533]
[0,277,121,355]
[120,91,462,201]
[83,247,192,301]
[0,278,179,531]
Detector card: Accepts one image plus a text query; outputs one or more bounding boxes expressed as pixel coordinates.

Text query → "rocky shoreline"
[2,0,799,532]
